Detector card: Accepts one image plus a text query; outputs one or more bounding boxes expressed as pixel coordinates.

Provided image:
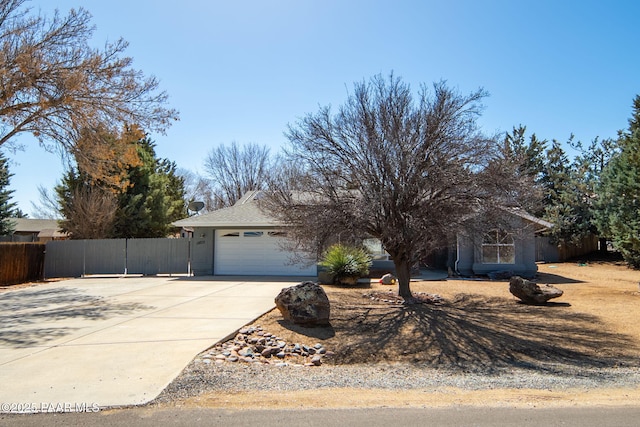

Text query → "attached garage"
[173,191,318,277]
[214,230,316,276]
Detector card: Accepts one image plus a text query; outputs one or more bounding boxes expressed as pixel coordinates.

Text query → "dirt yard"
[169,258,640,409]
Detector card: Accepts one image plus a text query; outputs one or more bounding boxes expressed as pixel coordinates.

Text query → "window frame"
[481,229,515,264]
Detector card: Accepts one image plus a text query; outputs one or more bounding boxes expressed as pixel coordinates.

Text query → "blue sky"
[4,0,640,215]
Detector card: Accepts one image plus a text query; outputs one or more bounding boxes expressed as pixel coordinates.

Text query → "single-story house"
[1,218,68,242]
[173,191,552,279]
[172,191,317,276]
[454,208,553,278]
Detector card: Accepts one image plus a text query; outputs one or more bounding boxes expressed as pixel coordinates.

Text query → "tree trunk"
[393,257,413,301]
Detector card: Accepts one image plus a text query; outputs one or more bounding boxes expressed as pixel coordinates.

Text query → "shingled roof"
[172,191,280,228]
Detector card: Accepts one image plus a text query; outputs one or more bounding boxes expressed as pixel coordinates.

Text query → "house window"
[222,232,240,237]
[243,231,264,237]
[268,231,287,237]
[482,229,515,264]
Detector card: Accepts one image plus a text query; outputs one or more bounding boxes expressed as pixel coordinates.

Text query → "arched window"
[482,229,515,264]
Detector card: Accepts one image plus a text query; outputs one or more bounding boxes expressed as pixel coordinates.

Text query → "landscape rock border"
[197,325,332,367]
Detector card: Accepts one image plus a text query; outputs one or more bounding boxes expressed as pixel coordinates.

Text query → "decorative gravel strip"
[154,360,640,403]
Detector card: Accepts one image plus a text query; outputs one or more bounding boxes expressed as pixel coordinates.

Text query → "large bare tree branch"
[264,73,536,301]
[0,0,178,169]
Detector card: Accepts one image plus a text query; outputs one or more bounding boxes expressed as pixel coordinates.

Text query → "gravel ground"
[154,360,640,404]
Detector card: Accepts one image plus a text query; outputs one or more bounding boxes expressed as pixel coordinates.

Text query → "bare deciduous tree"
[203,141,272,209]
[58,182,118,239]
[264,74,529,301]
[177,168,216,214]
[0,0,178,178]
[31,185,61,219]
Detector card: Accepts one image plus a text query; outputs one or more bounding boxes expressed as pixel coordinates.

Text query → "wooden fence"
[535,234,600,262]
[0,243,46,286]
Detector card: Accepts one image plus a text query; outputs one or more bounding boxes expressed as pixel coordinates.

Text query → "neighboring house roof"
[9,218,68,239]
[11,218,59,232]
[172,191,280,228]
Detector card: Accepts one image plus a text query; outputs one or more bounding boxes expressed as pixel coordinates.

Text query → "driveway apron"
[0,276,301,410]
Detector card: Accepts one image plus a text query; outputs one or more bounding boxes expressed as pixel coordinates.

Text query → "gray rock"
[311,355,323,366]
[274,281,331,326]
[238,347,254,357]
[380,273,396,285]
[509,276,564,304]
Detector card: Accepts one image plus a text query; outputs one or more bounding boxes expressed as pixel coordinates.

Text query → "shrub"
[319,244,371,285]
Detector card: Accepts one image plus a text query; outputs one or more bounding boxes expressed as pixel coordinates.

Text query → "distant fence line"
[0,243,46,285]
[535,234,600,263]
[44,238,191,278]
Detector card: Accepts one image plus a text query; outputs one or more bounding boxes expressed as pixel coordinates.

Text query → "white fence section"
[44,238,190,278]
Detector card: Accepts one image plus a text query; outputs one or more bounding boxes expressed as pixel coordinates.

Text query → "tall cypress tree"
[112,138,186,238]
[595,96,640,267]
[0,151,18,235]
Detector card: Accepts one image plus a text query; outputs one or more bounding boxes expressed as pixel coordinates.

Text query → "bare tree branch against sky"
[4,0,639,214]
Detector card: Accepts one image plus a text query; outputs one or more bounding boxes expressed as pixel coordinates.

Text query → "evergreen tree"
[112,138,186,238]
[57,132,187,239]
[499,126,547,216]
[0,150,18,235]
[595,95,640,267]
[540,139,595,245]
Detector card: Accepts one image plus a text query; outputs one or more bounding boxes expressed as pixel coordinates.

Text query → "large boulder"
[509,276,564,304]
[275,281,330,326]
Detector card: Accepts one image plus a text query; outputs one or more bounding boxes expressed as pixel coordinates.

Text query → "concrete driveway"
[0,275,306,411]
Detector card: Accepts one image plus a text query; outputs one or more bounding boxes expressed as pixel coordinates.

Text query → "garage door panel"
[214,230,316,276]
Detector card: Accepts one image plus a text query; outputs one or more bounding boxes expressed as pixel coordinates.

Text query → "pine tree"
[0,151,18,235]
[540,139,595,246]
[112,138,186,238]
[500,126,547,216]
[595,96,640,267]
[57,132,186,239]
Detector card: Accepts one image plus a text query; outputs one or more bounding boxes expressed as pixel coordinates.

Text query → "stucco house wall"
[455,213,551,279]
[189,227,215,276]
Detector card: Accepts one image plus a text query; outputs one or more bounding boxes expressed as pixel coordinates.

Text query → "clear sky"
[4,0,639,215]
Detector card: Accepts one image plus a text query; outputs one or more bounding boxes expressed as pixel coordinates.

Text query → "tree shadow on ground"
[0,287,154,348]
[276,319,336,339]
[325,293,638,373]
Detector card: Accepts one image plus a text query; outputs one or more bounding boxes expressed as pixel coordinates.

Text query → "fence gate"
[126,238,189,275]
[44,238,190,278]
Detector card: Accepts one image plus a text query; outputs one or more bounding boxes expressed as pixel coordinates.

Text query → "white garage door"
[214,230,317,276]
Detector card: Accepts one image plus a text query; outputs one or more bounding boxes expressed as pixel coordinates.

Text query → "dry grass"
[156,257,640,410]
[250,260,640,371]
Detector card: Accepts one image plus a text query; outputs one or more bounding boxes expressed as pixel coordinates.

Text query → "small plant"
[319,244,372,285]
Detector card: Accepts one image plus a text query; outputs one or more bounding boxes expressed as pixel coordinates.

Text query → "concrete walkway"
[0,276,306,411]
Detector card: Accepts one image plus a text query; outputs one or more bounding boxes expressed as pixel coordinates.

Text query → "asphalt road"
[2,406,640,427]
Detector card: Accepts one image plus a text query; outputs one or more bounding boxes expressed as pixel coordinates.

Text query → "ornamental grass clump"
[319,244,372,285]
